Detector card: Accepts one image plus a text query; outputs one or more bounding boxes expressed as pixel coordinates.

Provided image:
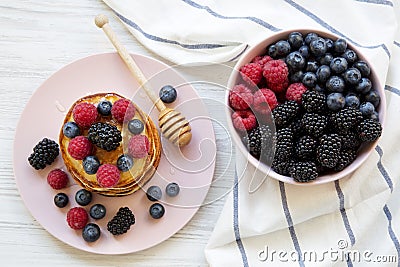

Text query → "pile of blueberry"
[282,31,380,115]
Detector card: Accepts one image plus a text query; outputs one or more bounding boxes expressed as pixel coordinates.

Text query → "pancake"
[59,93,161,196]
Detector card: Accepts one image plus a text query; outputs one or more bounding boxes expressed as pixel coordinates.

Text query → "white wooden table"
[0,1,237,265]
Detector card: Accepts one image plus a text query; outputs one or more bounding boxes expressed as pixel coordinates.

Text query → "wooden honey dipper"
[95,14,192,147]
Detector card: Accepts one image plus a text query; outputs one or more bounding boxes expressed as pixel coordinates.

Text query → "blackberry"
[358,119,382,142]
[289,118,305,138]
[330,107,363,133]
[290,161,318,182]
[272,101,300,128]
[87,122,122,151]
[340,131,361,150]
[28,138,59,170]
[301,90,327,113]
[107,207,135,235]
[271,159,294,176]
[302,113,328,137]
[274,127,294,161]
[243,125,275,161]
[295,135,317,160]
[317,134,342,168]
[334,149,357,171]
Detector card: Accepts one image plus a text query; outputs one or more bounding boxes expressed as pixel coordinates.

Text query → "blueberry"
[97,100,112,116]
[275,40,291,57]
[353,61,371,77]
[309,37,327,57]
[333,38,347,55]
[75,189,92,206]
[355,78,372,94]
[287,32,303,49]
[370,111,380,121]
[54,193,69,208]
[89,204,106,220]
[305,60,319,73]
[316,65,331,83]
[359,102,375,117]
[117,154,134,172]
[165,182,180,197]
[330,57,348,74]
[304,32,319,45]
[285,51,306,70]
[298,45,310,59]
[326,76,345,92]
[82,223,101,243]
[62,122,80,139]
[268,44,278,58]
[318,53,333,66]
[302,72,317,88]
[83,155,100,175]
[149,203,165,219]
[345,93,360,108]
[364,90,380,107]
[159,85,177,103]
[343,68,362,85]
[327,93,345,111]
[342,49,357,64]
[289,71,304,83]
[325,38,334,51]
[315,84,325,92]
[146,185,162,201]
[128,119,144,135]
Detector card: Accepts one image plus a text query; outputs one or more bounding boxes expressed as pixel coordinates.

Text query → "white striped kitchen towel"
[102,0,400,266]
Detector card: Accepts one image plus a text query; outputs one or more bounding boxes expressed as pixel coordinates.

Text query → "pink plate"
[13,53,216,254]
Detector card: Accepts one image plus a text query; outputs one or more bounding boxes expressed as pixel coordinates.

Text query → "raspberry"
[96,164,120,188]
[251,55,273,69]
[253,88,278,114]
[229,84,254,110]
[286,83,308,103]
[111,99,136,123]
[231,110,256,132]
[72,103,98,128]
[128,135,150,158]
[239,63,263,85]
[263,59,289,93]
[67,136,93,160]
[47,169,69,189]
[66,207,88,230]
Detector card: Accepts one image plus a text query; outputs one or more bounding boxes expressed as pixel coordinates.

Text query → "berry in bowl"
[225,29,385,185]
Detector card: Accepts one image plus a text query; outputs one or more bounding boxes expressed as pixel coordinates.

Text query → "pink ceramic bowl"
[225,29,386,185]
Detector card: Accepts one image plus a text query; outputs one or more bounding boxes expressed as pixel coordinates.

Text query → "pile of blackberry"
[242,31,383,182]
[107,207,136,235]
